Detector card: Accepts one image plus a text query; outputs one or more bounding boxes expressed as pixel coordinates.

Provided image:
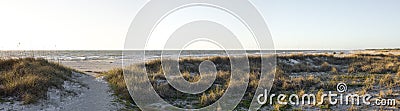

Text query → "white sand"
[60,72,121,111]
[60,60,124,111]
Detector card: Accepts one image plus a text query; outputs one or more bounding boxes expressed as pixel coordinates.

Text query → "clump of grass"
[0,58,76,104]
[297,89,305,98]
[379,90,385,98]
[397,68,400,79]
[363,75,375,90]
[316,89,324,104]
[182,71,201,83]
[379,74,394,88]
[386,88,393,96]
[272,97,291,111]
[331,67,338,74]
[359,87,368,95]
[102,68,136,109]
[200,86,224,106]
[248,72,259,89]
[320,62,331,72]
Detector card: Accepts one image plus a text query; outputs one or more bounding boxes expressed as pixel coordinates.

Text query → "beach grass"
[0,58,80,104]
[101,68,137,110]
[103,52,400,110]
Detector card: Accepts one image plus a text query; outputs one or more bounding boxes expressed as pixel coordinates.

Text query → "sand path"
[0,72,121,111]
[59,60,122,111]
[59,72,119,111]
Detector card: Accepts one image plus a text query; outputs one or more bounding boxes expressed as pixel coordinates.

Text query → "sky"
[0,0,399,50]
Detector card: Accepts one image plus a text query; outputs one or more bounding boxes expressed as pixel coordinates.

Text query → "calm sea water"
[0,50,348,61]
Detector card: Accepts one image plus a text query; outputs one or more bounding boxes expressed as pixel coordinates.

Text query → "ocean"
[0,50,349,61]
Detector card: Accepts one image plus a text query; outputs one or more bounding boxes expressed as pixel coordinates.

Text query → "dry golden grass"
[297,89,305,98]
[0,58,76,104]
[316,89,324,105]
[348,104,358,111]
[379,90,385,98]
[379,74,394,88]
[200,86,224,106]
[101,68,136,109]
[397,69,400,79]
[363,75,376,90]
[102,53,400,110]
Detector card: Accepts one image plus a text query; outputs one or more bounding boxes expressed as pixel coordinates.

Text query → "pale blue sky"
[0,0,399,50]
[259,0,400,50]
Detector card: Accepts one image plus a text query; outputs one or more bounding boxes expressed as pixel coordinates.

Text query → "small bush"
[0,58,75,104]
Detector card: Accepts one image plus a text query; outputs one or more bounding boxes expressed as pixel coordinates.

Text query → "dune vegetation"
[103,52,400,110]
[0,58,81,104]
[102,68,138,110]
